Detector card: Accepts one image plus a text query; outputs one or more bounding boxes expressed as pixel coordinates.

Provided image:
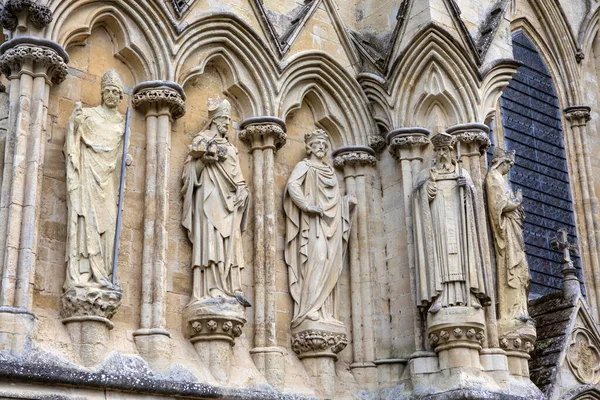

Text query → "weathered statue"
[64,69,126,290]
[284,129,356,329]
[181,99,250,305]
[486,148,530,323]
[413,133,490,313]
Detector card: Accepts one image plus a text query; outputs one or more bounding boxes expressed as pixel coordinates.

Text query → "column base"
[291,319,348,399]
[250,346,285,390]
[0,307,35,354]
[133,328,172,371]
[184,297,246,383]
[350,361,378,390]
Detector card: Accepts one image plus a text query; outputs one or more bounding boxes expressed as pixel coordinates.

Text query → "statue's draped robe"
[486,168,529,320]
[284,160,353,328]
[64,106,125,288]
[181,133,249,300]
[413,165,489,309]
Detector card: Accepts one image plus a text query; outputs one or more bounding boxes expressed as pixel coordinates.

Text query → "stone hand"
[125,153,133,166]
[235,186,249,206]
[306,205,324,217]
[515,189,523,203]
[457,176,467,187]
[349,195,358,206]
[201,152,219,164]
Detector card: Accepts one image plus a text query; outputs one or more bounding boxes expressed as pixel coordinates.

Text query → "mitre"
[101,69,124,91]
[431,132,456,149]
[208,98,231,120]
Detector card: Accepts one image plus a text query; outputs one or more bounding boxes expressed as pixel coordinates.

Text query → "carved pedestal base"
[250,346,285,390]
[0,307,35,354]
[499,324,535,377]
[291,320,348,399]
[133,328,172,371]
[184,297,245,383]
[60,286,122,367]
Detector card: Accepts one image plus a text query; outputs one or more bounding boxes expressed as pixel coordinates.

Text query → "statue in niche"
[181,98,251,306]
[284,129,356,329]
[64,69,127,290]
[413,133,490,313]
[486,148,531,324]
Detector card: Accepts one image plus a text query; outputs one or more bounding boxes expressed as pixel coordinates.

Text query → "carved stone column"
[564,106,600,318]
[332,146,378,389]
[132,81,186,370]
[238,117,286,389]
[386,128,432,373]
[0,2,68,354]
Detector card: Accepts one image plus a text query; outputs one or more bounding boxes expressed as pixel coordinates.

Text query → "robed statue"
[64,69,127,289]
[486,148,530,324]
[413,133,490,313]
[284,130,356,329]
[181,99,250,306]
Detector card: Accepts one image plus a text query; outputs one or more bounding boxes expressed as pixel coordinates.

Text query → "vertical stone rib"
[263,144,277,347]
[141,112,157,329]
[253,146,266,349]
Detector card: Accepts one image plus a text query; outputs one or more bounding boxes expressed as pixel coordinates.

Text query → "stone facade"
[0,0,600,399]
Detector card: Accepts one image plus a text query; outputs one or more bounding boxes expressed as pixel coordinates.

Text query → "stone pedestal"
[249,346,285,390]
[184,297,245,383]
[427,307,486,372]
[133,328,172,371]
[60,286,122,367]
[0,307,35,354]
[499,326,535,377]
[291,320,348,399]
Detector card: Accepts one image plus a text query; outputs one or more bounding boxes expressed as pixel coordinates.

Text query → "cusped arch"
[278,51,376,147]
[388,26,480,128]
[174,14,278,116]
[49,1,167,83]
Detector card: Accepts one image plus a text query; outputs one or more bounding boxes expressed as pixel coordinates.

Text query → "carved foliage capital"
[332,147,377,169]
[388,135,430,160]
[567,327,600,384]
[368,134,387,153]
[239,123,287,151]
[564,106,591,125]
[428,325,485,351]
[133,88,186,119]
[499,334,535,354]
[1,0,52,31]
[291,330,348,359]
[60,286,123,321]
[452,131,491,154]
[0,44,68,84]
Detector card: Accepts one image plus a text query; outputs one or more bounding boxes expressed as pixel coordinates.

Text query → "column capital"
[0,37,69,84]
[446,123,491,155]
[132,81,186,119]
[332,146,377,169]
[564,106,591,124]
[1,0,53,33]
[238,116,287,151]
[386,127,430,160]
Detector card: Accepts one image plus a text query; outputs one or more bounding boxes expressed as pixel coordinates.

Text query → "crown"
[431,133,455,149]
[207,98,231,120]
[101,69,124,91]
[491,147,516,164]
[304,129,330,144]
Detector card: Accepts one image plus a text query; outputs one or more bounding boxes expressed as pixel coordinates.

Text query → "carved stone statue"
[64,69,126,290]
[413,133,490,313]
[486,148,531,326]
[284,129,356,329]
[181,98,250,305]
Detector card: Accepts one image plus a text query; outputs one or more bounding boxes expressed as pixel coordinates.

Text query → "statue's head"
[490,147,516,175]
[208,98,232,135]
[100,69,124,109]
[431,133,456,168]
[304,129,330,159]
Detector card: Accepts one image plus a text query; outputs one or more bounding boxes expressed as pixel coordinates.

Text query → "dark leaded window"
[499,30,585,298]
[172,0,191,18]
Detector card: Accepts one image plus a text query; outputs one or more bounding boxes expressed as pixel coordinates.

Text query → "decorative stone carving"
[61,70,128,367]
[132,81,186,119]
[0,40,68,84]
[238,117,287,150]
[284,129,356,398]
[445,123,491,155]
[413,133,490,313]
[332,145,376,168]
[567,328,600,384]
[368,134,386,153]
[551,228,582,302]
[387,129,431,160]
[181,98,250,382]
[0,0,53,31]
[486,148,535,352]
[564,106,591,124]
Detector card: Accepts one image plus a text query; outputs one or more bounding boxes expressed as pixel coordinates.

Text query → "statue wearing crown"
[413,133,490,314]
[486,148,532,335]
[63,69,127,291]
[181,98,250,306]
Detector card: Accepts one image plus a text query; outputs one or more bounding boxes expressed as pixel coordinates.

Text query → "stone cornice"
[238,116,287,151]
[446,123,491,155]
[332,146,377,169]
[132,81,186,119]
[0,37,69,84]
[564,106,591,124]
[0,0,52,31]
